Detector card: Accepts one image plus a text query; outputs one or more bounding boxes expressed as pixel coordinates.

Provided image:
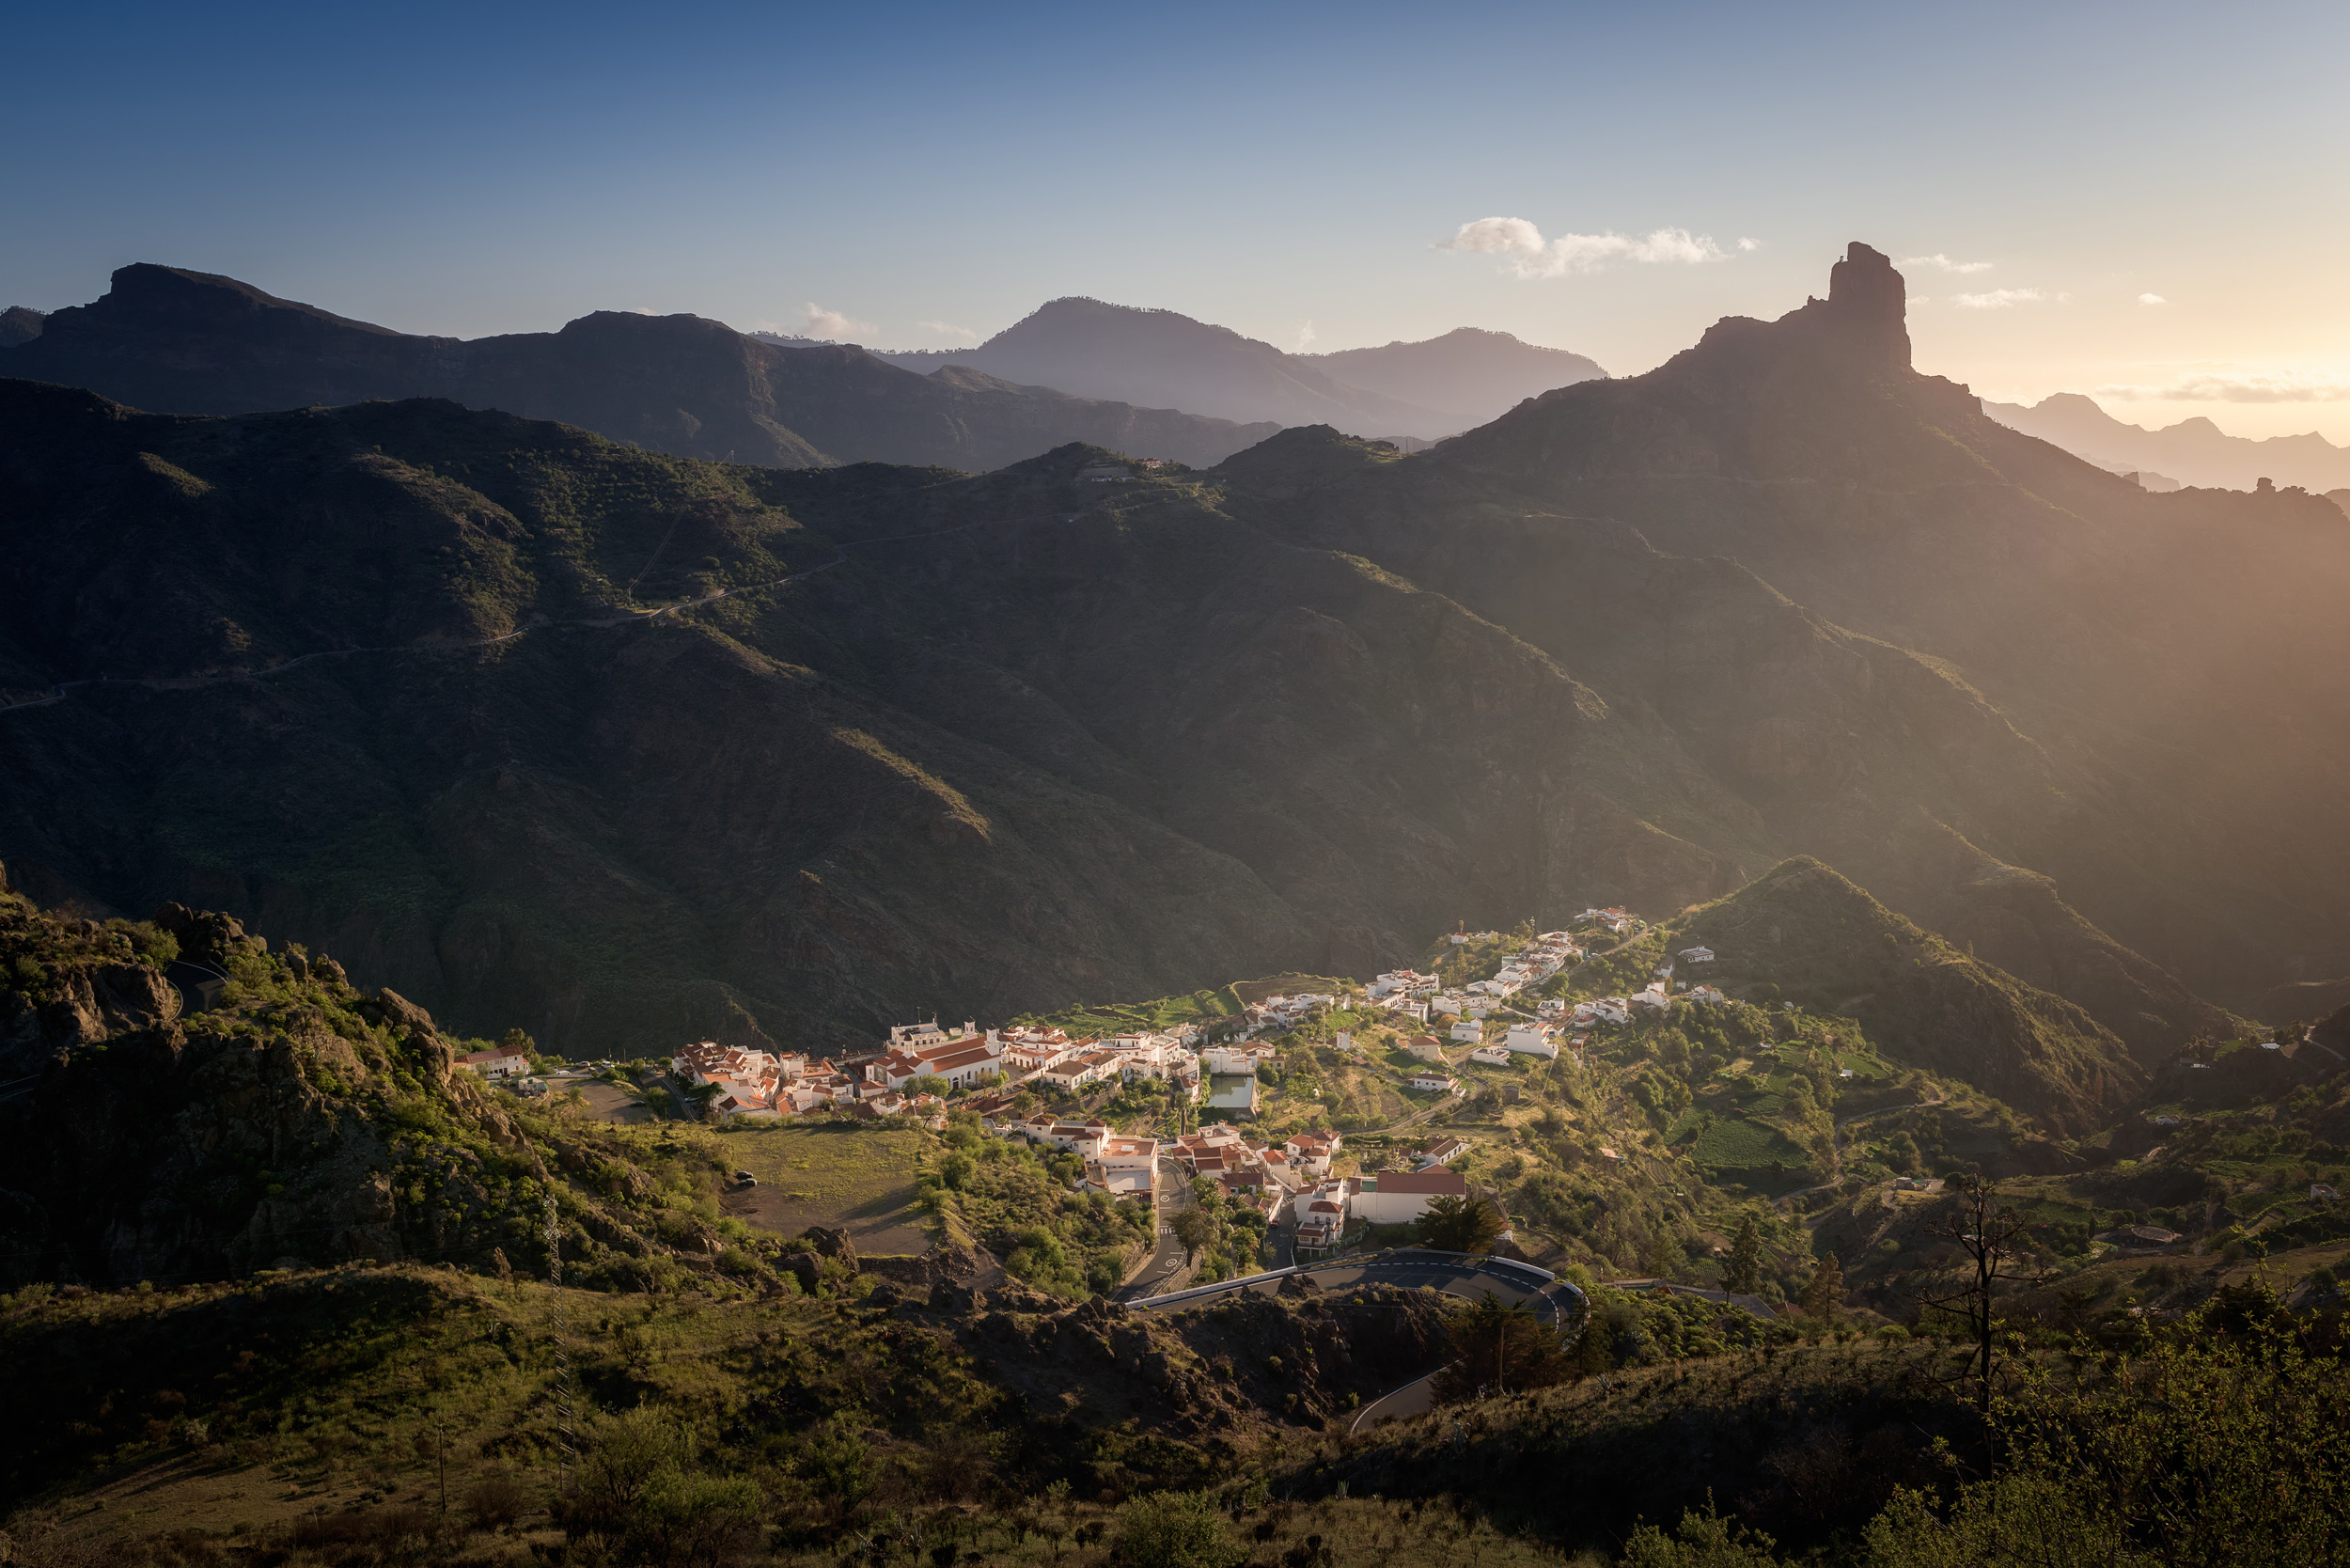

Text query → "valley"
[6,243,2350,1566]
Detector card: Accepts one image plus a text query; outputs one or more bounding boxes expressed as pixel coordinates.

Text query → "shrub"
[463,1470,528,1529]
[1112,1490,1243,1568]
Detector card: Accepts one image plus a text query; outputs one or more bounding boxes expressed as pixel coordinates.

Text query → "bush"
[1112,1490,1243,1568]
[463,1470,528,1529]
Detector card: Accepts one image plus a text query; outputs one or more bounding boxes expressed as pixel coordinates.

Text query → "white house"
[1038,1049,1120,1093]
[1089,1136,1159,1200]
[1449,1020,1483,1043]
[1034,1120,1112,1158]
[1201,1043,1277,1075]
[1353,1168,1467,1225]
[1296,1188,1350,1248]
[1406,1034,1448,1062]
[1503,1022,1559,1058]
[922,1039,1006,1088]
[1678,947,1716,964]
[1285,1132,1340,1178]
[1408,1072,1458,1094]
[1469,1043,1512,1067]
[1687,985,1728,1005]
[1417,1136,1470,1168]
[1630,985,1672,1014]
[458,1046,531,1078]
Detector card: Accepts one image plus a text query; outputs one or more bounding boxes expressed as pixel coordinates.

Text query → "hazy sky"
[8,0,2348,440]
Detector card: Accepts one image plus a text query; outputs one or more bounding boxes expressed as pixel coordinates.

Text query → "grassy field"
[1229,973,1355,1009]
[1691,1117,1809,1171]
[1015,985,1240,1038]
[714,1121,932,1256]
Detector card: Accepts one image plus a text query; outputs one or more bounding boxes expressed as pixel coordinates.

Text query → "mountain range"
[874,298,1604,437]
[3,243,2342,1066]
[0,265,1281,471]
[1983,390,2350,497]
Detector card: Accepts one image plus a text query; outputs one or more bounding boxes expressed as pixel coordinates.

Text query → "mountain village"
[576,911,1717,1262]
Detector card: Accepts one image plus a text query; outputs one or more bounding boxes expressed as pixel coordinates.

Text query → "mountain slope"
[0,264,1279,471]
[1255,244,2350,1011]
[0,869,756,1290]
[0,380,1761,1055]
[1663,857,2140,1130]
[1300,326,1606,427]
[1983,391,2350,493]
[875,296,1468,436]
[0,306,44,347]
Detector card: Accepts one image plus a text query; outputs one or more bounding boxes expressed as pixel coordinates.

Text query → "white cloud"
[1737,237,1761,251]
[1953,288,2045,309]
[804,302,872,339]
[1438,217,1733,278]
[2096,373,2350,404]
[1898,253,1996,274]
[2138,293,2168,306]
[917,319,978,342]
[1293,320,1317,353]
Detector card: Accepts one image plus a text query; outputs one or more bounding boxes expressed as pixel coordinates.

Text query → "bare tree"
[1916,1172,2048,1419]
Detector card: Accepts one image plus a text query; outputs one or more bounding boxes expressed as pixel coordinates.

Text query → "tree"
[1861,1286,2350,1565]
[1170,1206,1214,1264]
[1915,1172,2047,1419]
[1418,1192,1505,1254]
[1722,1215,1765,1294]
[1433,1292,1572,1403]
[1799,1252,1844,1322]
[1571,1305,1617,1377]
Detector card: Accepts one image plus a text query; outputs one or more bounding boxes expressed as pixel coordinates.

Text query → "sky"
[7,0,2349,441]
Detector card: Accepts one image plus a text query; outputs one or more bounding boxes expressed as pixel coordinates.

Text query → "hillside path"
[0,502,1101,716]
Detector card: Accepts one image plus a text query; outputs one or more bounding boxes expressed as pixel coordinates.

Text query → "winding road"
[1129,1248,1583,1433]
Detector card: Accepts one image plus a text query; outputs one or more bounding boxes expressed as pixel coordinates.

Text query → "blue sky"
[8,0,2348,437]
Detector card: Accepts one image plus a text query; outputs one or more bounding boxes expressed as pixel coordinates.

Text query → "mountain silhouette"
[1983,390,2350,493]
[0,265,1279,471]
[875,297,1484,437]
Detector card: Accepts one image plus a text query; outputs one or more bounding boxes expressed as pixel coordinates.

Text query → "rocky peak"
[1820,242,1910,368]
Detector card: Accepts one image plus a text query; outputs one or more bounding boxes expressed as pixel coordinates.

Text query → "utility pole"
[543,1193,575,1496]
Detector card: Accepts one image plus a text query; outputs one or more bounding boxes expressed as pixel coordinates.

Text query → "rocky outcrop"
[0,887,737,1290]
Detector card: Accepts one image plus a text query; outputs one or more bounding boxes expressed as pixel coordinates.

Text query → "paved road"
[1135,1250,1576,1322]
[1120,1156,1199,1301]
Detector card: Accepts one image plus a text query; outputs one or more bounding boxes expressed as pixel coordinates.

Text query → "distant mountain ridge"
[2,243,2332,1064]
[874,298,1600,438]
[0,265,1280,471]
[1982,391,2350,494]
[1299,326,1606,428]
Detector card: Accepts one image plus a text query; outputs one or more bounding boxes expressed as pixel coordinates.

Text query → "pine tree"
[1801,1252,1844,1322]
[1724,1214,1764,1294]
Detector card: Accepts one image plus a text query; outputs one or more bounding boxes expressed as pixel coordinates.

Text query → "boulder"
[802,1224,858,1271]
